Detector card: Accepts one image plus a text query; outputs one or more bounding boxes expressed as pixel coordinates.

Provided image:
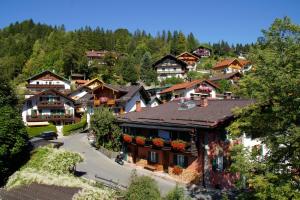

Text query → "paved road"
[58,133,178,195]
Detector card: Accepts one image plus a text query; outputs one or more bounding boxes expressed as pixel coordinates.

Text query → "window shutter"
[155,152,159,163]
[184,156,188,168]
[173,154,178,166]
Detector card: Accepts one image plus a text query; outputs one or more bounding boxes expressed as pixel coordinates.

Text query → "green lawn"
[26,124,57,138]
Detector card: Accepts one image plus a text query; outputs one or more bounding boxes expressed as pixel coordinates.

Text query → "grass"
[63,115,87,136]
[26,124,57,138]
[5,147,116,199]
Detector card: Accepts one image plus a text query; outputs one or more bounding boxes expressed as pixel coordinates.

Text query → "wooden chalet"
[176,52,199,71]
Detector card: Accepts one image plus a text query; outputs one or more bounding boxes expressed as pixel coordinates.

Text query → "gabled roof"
[213,58,250,70]
[152,54,188,68]
[160,80,202,94]
[26,89,75,103]
[201,79,220,89]
[117,84,151,103]
[177,52,200,60]
[118,99,254,128]
[26,70,70,83]
[209,72,242,82]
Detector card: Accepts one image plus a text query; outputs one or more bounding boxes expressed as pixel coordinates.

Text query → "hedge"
[27,124,57,138]
[63,115,87,136]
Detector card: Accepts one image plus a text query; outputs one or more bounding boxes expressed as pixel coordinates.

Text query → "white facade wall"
[125,92,147,113]
[150,100,159,107]
[241,133,267,157]
[29,80,71,90]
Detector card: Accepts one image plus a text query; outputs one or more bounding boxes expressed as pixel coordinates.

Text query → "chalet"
[192,46,211,58]
[212,58,251,74]
[159,80,219,101]
[153,55,188,82]
[86,50,118,66]
[25,70,71,99]
[117,96,254,188]
[22,89,75,126]
[176,52,200,71]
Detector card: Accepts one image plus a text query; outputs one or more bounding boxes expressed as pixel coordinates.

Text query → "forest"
[0,19,252,86]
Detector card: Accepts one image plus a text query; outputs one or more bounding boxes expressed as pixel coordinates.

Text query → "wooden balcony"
[26,84,65,89]
[93,98,116,106]
[26,115,74,122]
[37,101,64,108]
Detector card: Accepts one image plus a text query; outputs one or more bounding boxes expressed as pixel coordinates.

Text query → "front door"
[163,150,169,172]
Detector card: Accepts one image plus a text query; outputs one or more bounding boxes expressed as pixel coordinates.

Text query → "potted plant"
[135,136,146,146]
[123,134,132,143]
[172,165,183,175]
[152,138,164,148]
[171,140,186,152]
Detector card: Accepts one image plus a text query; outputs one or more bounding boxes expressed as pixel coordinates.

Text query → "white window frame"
[177,154,185,167]
[150,151,157,163]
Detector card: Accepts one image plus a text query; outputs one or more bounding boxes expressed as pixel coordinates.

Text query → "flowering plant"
[173,165,183,175]
[171,140,186,152]
[152,138,164,147]
[123,134,132,143]
[135,136,146,145]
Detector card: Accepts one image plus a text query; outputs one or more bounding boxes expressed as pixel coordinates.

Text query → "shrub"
[27,124,56,138]
[125,174,161,200]
[135,136,145,145]
[152,138,164,147]
[164,184,186,200]
[172,166,183,175]
[171,140,186,152]
[63,115,87,136]
[123,134,132,143]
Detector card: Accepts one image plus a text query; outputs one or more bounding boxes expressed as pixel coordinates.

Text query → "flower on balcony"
[152,138,164,147]
[173,165,183,175]
[123,134,132,143]
[195,85,212,93]
[135,136,146,145]
[171,140,186,152]
[99,97,108,103]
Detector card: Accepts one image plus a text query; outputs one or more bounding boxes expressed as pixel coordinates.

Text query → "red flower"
[123,134,132,143]
[135,136,145,145]
[171,140,186,152]
[173,165,183,175]
[152,138,164,147]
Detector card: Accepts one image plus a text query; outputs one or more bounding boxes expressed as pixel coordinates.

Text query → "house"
[212,58,251,74]
[117,95,254,188]
[209,72,242,84]
[153,55,188,82]
[22,89,75,126]
[192,46,211,58]
[159,80,219,101]
[25,70,71,99]
[86,50,118,66]
[149,96,162,108]
[176,52,200,71]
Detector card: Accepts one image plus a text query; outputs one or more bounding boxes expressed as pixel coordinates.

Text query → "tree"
[228,17,300,199]
[140,52,157,85]
[161,77,184,86]
[164,184,187,200]
[90,106,121,151]
[0,77,29,185]
[121,56,139,84]
[186,33,199,52]
[218,79,231,93]
[125,172,161,200]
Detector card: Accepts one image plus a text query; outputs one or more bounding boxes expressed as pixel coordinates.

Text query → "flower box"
[173,165,183,175]
[135,136,146,146]
[152,138,164,147]
[171,140,186,152]
[123,134,132,143]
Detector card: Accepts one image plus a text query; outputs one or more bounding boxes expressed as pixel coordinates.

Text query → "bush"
[123,134,133,143]
[126,174,161,200]
[135,136,145,145]
[164,184,186,200]
[27,124,57,138]
[63,115,87,136]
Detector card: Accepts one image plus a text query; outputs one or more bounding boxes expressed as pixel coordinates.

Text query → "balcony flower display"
[152,138,164,147]
[99,97,108,103]
[172,165,183,175]
[123,134,132,143]
[135,136,146,146]
[195,85,212,93]
[171,140,186,152]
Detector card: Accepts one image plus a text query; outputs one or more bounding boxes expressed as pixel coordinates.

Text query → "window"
[162,68,165,71]
[36,81,39,85]
[212,155,229,172]
[174,154,188,168]
[173,68,176,71]
[148,151,158,163]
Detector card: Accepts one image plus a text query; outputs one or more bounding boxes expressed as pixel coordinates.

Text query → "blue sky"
[1,0,299,44]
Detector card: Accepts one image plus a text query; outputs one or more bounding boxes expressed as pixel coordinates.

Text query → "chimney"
[200,93,209,107]
[135,101,142,112]
[224,92,232,99]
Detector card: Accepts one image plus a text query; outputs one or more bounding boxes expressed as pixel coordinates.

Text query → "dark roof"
[209,72,242,81]
[0,183,80,200]
[117,99,254,128]
[26,70,70,83]
[152,54,188,68]
[117,85,151,103]
[26,89,75,103]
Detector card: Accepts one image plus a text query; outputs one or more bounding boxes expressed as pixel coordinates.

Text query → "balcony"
[26,115,74,122]
[93,98,116,107]
[37,101,64,108]
[26,84,65,89]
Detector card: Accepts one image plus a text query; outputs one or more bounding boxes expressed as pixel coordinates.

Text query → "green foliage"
[90,107,121,151]
[120,55,139,84]
[125,173,161,200]
[27,124,57,138]
[186,71,206,81]
[63,115,87,136]
[218,79,232,93]
[228,17,300,199]
[164,184,187,200]
[161,77,184,86]
[0,77,29,185]
[140,52,157,85]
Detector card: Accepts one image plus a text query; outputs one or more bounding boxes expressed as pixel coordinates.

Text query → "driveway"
[58,133,178,195]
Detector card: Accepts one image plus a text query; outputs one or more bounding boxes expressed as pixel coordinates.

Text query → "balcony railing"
[26,115,74,122]
[93,98,116,106]
[26,84,65,89]
[37,101,64,108]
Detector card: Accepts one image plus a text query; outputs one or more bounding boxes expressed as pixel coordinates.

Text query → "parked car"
[39,131,58,140]
[29,137,63,151]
